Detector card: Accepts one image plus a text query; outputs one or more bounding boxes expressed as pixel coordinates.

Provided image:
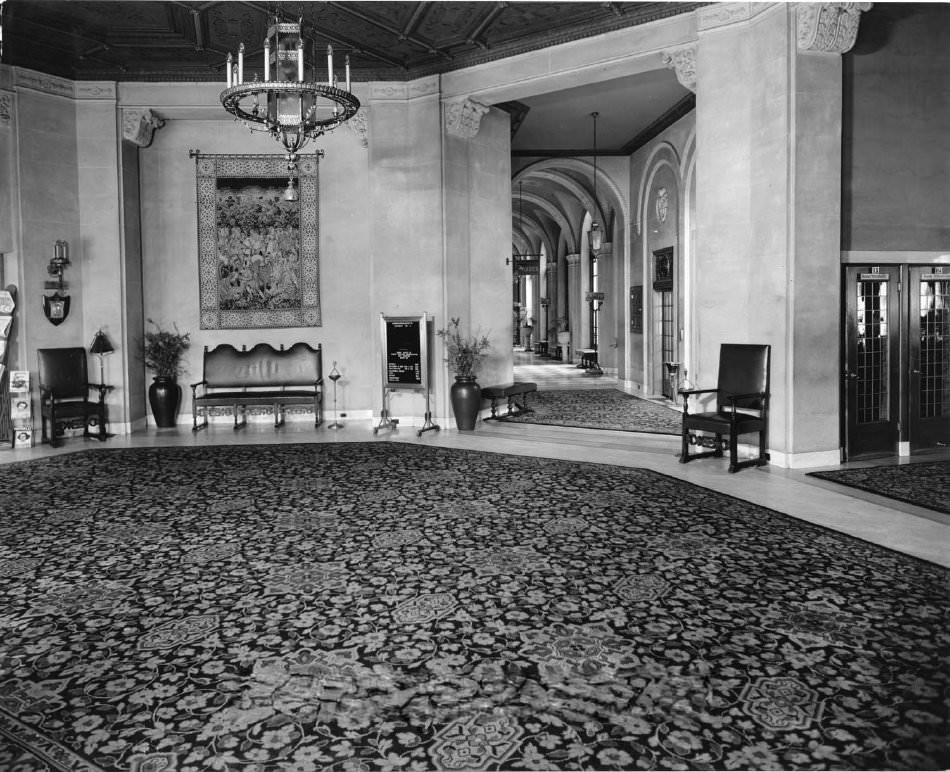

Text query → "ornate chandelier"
[220,14,360,199]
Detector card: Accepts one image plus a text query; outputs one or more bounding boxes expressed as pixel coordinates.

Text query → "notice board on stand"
[380,313,430,392]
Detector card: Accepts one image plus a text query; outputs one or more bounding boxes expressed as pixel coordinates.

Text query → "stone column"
[691,2,870,466]
[565,253,581,361]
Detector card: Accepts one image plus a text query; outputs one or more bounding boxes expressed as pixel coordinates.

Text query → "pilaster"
[693,2,871,461]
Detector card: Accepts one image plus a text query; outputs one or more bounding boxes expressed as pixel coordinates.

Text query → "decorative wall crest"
[797,2,872,54]
[444,97,490,139]
[121,108,165,148]
[661,46,697,93]
[656,187,670,223]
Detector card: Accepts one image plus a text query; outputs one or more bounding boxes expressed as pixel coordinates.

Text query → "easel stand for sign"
[376,312,440,438]
[417,385,439,437]
[373,388,399,435]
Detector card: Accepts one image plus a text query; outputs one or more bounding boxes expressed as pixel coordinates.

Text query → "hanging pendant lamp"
[589,111,603,254]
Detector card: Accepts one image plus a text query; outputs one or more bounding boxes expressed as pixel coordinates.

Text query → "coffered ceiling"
[0,1,703,83]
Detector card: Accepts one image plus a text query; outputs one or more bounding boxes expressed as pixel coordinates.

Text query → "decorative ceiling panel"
[1,1,706,82]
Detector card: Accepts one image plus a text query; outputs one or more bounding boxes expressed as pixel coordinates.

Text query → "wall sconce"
[585,290,605,310]
[540,297,551,308]
[43,240,71,326]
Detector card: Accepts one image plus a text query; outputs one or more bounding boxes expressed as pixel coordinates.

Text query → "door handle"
[844,371,859,381]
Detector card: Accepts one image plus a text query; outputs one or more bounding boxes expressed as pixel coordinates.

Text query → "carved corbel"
[121,108,165,148]
[797,2,873,54]
[0,92,12,129]
[346,110,368,148]
[661,46,697,93]
[444,97,490,139]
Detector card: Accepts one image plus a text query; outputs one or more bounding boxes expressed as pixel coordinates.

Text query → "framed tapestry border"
[195,153,321,329]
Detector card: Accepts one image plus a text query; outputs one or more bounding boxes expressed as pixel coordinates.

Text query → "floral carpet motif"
[498,389,682,434]
[808,460,950,514]
[0,442,947,771]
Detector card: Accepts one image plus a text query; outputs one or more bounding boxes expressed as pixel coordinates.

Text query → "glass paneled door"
[909,265,950,449]
[844,266,900,459]
[843,264,950,459]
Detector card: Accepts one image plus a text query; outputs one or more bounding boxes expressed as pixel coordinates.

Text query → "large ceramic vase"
[450,375,481,431]
[148,376,181,428]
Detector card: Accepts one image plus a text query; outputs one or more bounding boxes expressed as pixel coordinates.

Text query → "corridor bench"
[482,381,537,419]
[192,342,324,431]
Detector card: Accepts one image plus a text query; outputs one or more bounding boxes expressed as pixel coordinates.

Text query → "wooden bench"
[191,342,324,431]
[482,381,537,419]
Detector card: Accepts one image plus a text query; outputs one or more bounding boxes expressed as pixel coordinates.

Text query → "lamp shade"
[89,330,115,356]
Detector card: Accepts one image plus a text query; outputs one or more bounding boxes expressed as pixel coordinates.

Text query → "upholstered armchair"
[37,347,112,447]
[679,344,771,473]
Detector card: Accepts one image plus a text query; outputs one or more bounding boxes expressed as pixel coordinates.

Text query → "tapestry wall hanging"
[195,153,321,329]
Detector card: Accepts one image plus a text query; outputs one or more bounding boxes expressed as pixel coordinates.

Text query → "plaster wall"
[442,107,513,400]
[121,142,146,426]
[77,97,125,423]
[0,73,15,257]
[139,111,375,424]
[694,5,842,459]
[367,89,444,421]
[15,88,82,357]
[843,3,950,251]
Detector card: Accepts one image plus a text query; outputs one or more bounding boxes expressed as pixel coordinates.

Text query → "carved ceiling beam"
[236,1,404,69]
[464,3,508,50]
[328,1,452,60]
[400,2,430,40]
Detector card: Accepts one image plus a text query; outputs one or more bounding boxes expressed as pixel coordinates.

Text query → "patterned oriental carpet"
[0,443,948,772]
[499,389,683,434]
[808,460,950,515]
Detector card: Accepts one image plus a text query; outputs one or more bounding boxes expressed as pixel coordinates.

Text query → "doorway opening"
[843,264,949,459]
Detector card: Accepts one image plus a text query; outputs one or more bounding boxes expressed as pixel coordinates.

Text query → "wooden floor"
[4,351,948,569]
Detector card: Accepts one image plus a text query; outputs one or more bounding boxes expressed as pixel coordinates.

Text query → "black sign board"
[381,314,429,391]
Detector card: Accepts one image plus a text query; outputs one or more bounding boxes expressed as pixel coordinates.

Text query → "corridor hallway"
[512,347,624,392]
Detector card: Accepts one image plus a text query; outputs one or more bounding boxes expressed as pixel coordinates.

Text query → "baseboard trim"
[768,448,841,469]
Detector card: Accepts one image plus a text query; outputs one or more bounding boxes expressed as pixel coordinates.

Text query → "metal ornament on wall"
[43,240,71,326]
[194,152,321,330]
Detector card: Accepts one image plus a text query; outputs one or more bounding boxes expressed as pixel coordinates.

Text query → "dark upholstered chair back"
[716,344,770,413]
[38,347,90,398]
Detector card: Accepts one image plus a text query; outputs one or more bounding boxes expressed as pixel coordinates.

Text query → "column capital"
[444,97,490,139]
[797,2,873,54]
[661,45,697,93]
[595,242,613,258]
[347,110,368,148]
[566,253,582,266]
[121,108,165,148]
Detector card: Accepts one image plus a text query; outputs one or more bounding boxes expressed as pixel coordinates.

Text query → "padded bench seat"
[482,381,537,419]
[192,342,323,431]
